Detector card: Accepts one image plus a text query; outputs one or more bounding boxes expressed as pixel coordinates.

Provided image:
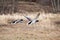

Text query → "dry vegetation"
[0,12,60,40]
[0,1,60,40]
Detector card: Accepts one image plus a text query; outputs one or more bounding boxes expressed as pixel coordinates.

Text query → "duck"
[11,19,23,24]
[24,13,40,25]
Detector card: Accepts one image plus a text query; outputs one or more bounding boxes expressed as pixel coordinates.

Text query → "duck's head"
[20,19,23,21]
[36,20,39,22]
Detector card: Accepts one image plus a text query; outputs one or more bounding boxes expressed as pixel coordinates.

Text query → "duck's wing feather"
[24,16,32,21]
[34,13,40,20]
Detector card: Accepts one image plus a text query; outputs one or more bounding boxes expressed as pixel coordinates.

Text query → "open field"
[0,1,60,40]
[0,12,60,40]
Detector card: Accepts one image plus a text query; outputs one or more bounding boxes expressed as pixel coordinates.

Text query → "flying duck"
[24,13,40,25]
[10,19,23,24]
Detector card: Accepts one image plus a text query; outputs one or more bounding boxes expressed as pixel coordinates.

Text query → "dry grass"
[0,12,60,40]
[0,1,60,40]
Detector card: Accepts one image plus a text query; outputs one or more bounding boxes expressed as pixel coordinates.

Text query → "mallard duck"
[11,19,23,24]
[24,13,40,25]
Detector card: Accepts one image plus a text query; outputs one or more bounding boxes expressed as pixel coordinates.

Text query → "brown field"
[0,12,60,40]
[0,1,60,40]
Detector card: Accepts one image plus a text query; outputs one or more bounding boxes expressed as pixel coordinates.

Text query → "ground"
[0,1,60,40]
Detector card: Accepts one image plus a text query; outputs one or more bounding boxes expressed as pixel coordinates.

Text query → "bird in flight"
[24,13,40,25]
[10,19,23,24]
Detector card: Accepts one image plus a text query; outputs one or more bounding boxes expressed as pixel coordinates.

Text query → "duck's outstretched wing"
[34,13,40,20]
[24,16,32,21]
